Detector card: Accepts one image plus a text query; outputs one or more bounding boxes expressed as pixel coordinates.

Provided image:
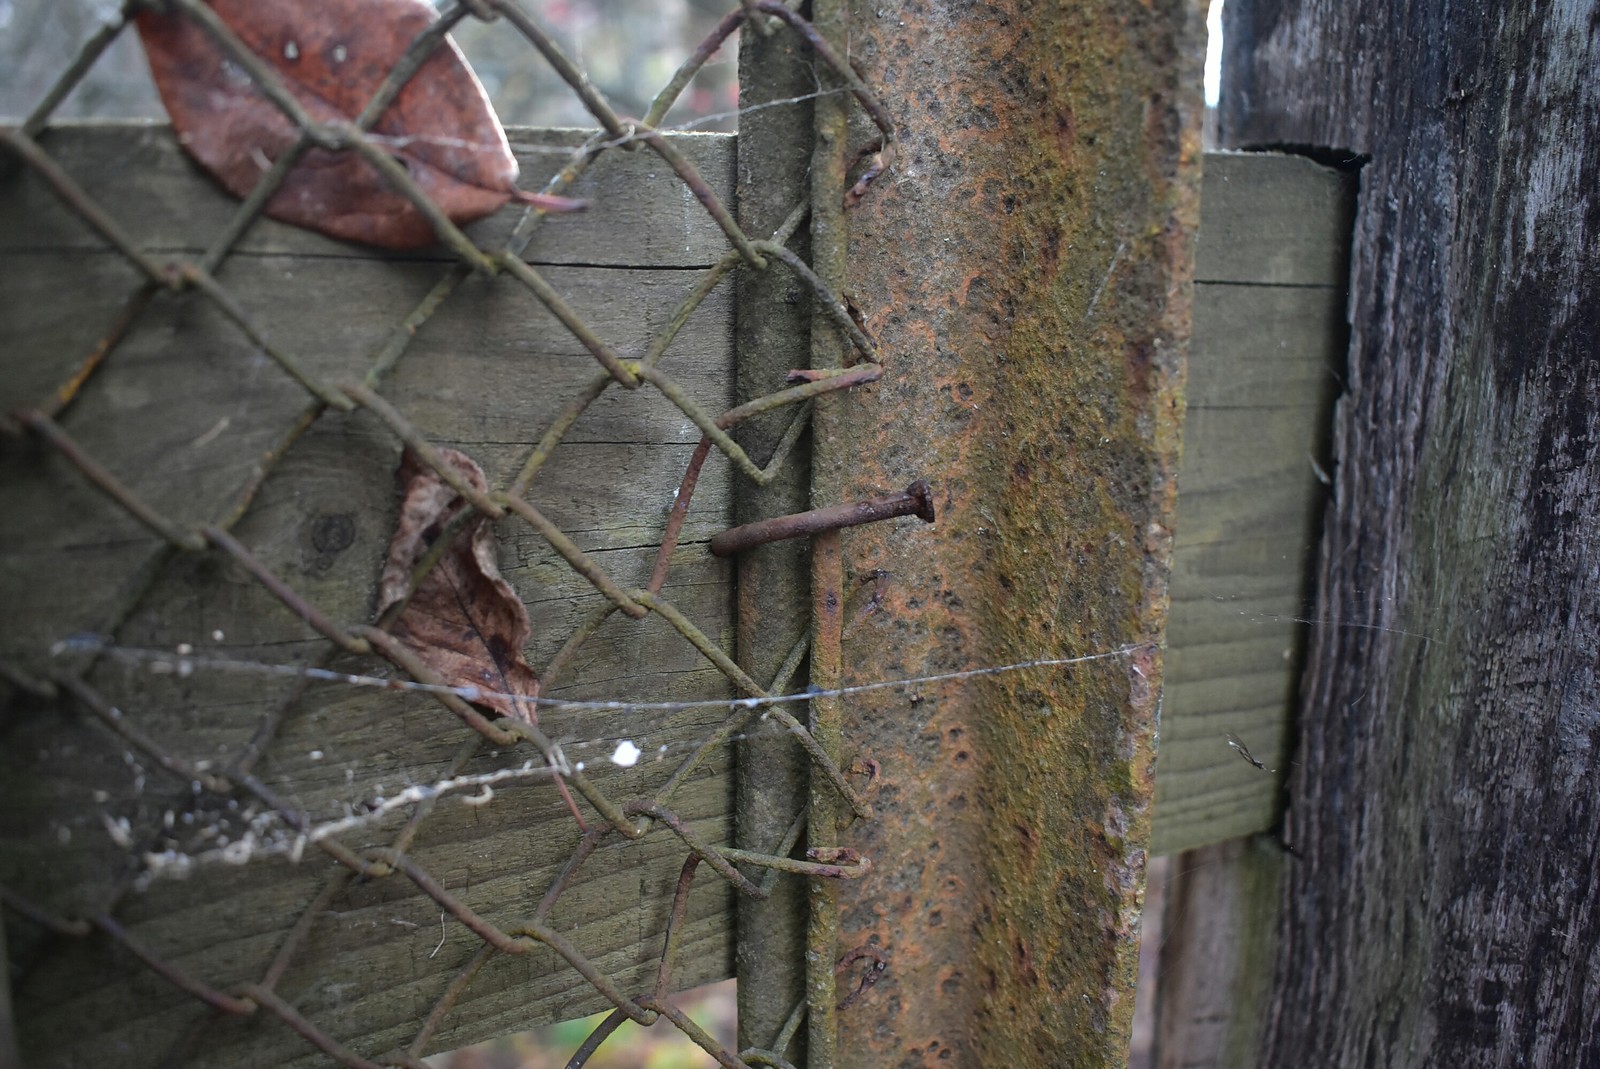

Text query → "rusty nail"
[835,944,888,1010]
[708,480,935,557]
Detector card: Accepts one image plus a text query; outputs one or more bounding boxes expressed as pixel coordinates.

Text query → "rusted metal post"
[807,4,852,1061]
[818,2,1204,1066]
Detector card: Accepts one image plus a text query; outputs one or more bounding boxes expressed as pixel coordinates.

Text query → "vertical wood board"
[1223,2,1600,1065]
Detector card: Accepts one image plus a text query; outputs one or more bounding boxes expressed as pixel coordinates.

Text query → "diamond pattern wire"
[0,1,895,1065]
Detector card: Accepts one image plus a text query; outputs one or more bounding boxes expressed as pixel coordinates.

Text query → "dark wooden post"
[732,17,817,1057]
[1218,2,1600,1065]
[815,3,1204,1065]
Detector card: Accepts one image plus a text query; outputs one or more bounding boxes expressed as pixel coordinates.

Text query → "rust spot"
[1037,225,1062,282]
[1055,108,1077,160]
[1125,338,1155,407]
[1013,937,1038,987]
[1013,821,1038,864]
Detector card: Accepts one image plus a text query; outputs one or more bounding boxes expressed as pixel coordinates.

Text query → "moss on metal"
[819,2,1202,1065]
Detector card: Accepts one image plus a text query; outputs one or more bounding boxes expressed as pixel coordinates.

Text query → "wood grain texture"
[729,20,815,1057]
[1152,152,1352,855]
[1,127,738,1067]
[0,123,733,268]
[1223,2,1600,1066]
[1153,837,1285,1069]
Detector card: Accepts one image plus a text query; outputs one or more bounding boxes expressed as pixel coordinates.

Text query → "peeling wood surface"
[1223,2,1600,1065]
[0,127,737,1068]
[1153,152,1351,856]
[817,3,1205,1065]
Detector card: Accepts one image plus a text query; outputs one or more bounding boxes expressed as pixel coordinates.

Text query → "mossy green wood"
[1152,151,1352,856]
[0,127,737,1068]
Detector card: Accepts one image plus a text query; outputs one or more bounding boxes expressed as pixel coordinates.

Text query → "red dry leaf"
[135,0,577,248]
[378,447,541,724]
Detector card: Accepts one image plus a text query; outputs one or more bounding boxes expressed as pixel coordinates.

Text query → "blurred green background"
[435,980,737,1068]
[0,0,740,131]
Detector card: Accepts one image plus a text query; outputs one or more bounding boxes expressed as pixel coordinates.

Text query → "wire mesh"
[0,1,895,1065]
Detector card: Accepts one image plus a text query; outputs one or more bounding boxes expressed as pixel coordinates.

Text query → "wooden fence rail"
[3,124,1346,1067]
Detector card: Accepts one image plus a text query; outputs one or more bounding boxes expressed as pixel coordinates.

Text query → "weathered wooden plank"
[730,19,817,1058]
[0,124,735,268]
[1150,153,1351,856]
[0,126,739,1068]
[1219,4,1600,1066]
[1193,152,1354,287]
[1153,837,1285,1069]
[0,251,735,676]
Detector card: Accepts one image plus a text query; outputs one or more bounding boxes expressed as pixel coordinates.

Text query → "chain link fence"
[0,1,896,1065]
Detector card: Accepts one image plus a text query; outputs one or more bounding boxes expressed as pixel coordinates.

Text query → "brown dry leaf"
[378,447,541,724]
[135,0,578,248]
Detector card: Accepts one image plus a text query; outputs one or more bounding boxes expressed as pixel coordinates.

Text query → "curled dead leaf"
[378,447,540,724]
[135,0,580,248]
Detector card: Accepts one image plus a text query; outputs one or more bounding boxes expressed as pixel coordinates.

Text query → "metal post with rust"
[817,2,1204,1066]
[806,4,853,1062]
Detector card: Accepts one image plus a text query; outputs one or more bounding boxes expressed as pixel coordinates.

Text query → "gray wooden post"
[1209,2,1600,1065]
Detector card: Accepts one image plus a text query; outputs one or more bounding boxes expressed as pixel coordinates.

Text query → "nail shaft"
[709,480,934,557]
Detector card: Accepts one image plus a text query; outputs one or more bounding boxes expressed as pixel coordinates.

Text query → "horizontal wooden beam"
[1152,151,1354,856]
[2,126,1350,1068]
[0,126,739,1068]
